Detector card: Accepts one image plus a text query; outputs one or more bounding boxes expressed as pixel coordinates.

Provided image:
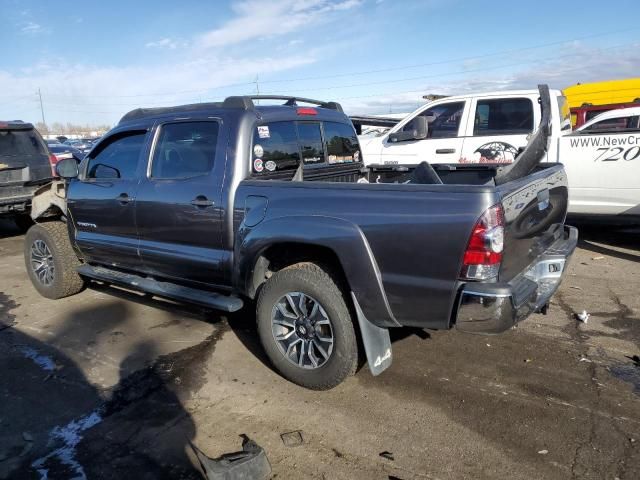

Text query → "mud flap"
[351,292,392,376]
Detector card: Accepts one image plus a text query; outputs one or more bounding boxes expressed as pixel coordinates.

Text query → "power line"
[2,25,638,102]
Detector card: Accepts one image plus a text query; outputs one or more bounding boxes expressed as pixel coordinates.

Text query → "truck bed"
[234,162,568,330]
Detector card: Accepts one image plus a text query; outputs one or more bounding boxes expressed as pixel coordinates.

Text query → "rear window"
[473,98,534,135]
[297,122,324,165]
[324,121,360,164]
[251,122,301,174]
[251,120,361,176]
[0,128,47,157]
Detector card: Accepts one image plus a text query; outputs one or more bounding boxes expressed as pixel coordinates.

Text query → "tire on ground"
[24,221,85,299]
[256,262,358,390]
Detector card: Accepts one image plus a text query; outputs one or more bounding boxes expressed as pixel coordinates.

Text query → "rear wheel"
[256,262,357,390]
[24,222,85,299]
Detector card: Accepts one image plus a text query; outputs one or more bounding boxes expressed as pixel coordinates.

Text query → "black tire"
[14,214,34,233]
[256,262,358,390]
[24,221,85,299]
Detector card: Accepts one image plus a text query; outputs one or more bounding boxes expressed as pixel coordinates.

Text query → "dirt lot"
[1,219,639,480]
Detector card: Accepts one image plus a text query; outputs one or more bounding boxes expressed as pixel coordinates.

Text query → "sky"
[1,0,639,126]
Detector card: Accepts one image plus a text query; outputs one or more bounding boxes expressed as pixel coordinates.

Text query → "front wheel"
[256,262,358,390]
[24,222,85,299]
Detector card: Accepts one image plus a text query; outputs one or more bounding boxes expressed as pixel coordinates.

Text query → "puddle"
[610,364,640,394]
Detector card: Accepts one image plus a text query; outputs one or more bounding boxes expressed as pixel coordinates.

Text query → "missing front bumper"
[455,225,578,334]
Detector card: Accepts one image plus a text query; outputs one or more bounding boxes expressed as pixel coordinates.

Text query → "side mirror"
[388,115,429,143]
[55,158,79,179]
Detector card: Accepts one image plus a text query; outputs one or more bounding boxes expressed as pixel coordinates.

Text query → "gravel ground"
[0,218,639,479]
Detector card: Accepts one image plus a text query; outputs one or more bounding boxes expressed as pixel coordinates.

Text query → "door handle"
[435,148,456,154]
[191,195,214,208]
[116,193,131,205]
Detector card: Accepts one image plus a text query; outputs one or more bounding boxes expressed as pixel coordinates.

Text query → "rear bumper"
[455,225,578,334]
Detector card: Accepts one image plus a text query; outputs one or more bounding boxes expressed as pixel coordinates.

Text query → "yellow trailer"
[564,78,640,127]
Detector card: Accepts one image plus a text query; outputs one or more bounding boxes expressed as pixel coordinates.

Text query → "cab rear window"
[324,121,360,164]
[251,120,360,176]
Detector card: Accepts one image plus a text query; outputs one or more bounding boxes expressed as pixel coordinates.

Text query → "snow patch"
[32,410,103,480]
[18,346,56,372]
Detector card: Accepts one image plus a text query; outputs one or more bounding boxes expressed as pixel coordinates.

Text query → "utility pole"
[37,88,46,126]
[254,74,260,105]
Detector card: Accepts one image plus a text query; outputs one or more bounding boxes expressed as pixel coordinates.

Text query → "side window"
[473,98,533,136]
[297,122,324,164]
[323,121,361,163]
[403,102,465,139]
[86,131,146,180]
[251,122,300,175]
[151,121,218,179]
[581,115,638,133]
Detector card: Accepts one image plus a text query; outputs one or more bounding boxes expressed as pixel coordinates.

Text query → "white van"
[360,89,570,166]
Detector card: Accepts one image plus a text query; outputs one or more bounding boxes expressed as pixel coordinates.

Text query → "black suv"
[0,121,52,230]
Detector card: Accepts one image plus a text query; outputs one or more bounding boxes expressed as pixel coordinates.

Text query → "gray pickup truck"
[25,87,577,390]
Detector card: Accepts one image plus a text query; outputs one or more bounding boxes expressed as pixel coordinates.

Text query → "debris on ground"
[576,310,590,323]
[379,451,395,461]
[280,430,305,448]
[190,434,271,480]
[591,256,605,261]
[579,356,592,363]
[569,286,582,290]
[524,358,533,363]
[537,449,549,455]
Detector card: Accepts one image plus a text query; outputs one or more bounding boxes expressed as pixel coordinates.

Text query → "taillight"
[460,204,504,280]
[48,153,59,177]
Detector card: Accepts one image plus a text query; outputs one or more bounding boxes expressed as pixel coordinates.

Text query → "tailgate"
[497,163,569,282]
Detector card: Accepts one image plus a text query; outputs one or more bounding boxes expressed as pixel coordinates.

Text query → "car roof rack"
[120,95,342,124]
[225,95,343,112]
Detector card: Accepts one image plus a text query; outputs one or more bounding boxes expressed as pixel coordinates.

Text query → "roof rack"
[233,95,343,112]
[119,95,342,124]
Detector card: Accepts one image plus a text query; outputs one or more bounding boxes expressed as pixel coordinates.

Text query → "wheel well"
[248,243,350,299]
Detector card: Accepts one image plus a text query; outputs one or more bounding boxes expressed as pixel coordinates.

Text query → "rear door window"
[473,98,534,135]
[324,121,361,163]
[151,121,219,179]
[251,122,300,174]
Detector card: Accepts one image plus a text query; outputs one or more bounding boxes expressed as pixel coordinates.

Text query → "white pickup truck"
[360,89,639,219]
[560,107,640,217]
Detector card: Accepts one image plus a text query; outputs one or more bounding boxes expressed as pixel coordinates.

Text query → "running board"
[77,264,244,312]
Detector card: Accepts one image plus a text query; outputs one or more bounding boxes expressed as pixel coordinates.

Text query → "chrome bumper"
[455,225,578,334]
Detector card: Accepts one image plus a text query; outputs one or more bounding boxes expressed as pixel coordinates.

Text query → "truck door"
[459,97,536,164]
[134,119,229,287]
[559,115,640,215]
[378,101,467,164]
[67,129,149,269]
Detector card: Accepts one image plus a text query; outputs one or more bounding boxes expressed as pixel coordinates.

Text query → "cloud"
[197,0,363,49]
[0,53,318,124]
[145,38,180,49]
[341,43,640,115]
[20,21,44,34]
